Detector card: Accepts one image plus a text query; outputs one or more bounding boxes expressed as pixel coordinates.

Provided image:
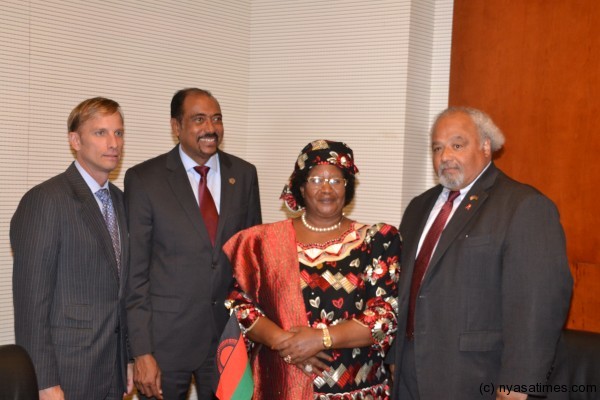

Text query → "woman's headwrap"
[280,139,359,212]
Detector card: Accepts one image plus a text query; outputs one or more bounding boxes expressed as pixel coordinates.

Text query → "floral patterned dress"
[299,223,400,399]
[227,222,401,400]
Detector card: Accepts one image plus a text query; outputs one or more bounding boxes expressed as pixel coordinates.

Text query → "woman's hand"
[269,330,295,349]
[273,326,324,364]
[244,317,294,350]
[294,352,333,377]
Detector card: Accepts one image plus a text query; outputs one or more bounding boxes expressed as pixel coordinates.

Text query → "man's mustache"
[439,161,460,171]
[197,133,218,142]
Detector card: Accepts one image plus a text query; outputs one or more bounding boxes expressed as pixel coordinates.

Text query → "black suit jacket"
[125,145,261,371]
[11,163,129,399]
[391,163,573,398]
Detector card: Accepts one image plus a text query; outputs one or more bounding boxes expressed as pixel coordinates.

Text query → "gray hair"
[432,106,505,152]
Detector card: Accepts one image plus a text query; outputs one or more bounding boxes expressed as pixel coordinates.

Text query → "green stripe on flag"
[230,362,254,400]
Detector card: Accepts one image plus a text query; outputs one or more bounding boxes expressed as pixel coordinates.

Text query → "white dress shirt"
[179,145,222,213]
[416,162,491,255]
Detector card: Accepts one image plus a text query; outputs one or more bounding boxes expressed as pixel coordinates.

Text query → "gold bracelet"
[322,326,333,349]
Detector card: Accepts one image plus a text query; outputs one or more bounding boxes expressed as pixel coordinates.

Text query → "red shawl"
[224,219,313,399]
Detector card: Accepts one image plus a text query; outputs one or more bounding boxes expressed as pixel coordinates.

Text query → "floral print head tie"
[280,139,359,212]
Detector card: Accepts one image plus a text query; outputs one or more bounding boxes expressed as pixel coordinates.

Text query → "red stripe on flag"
[215,316,252,400]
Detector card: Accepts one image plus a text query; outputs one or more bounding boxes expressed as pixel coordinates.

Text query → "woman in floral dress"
[224,140,401,399]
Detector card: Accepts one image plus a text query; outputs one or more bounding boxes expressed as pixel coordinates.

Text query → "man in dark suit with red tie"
[389,107,572,399]
[125,88,262,399]
[12,97,132,400]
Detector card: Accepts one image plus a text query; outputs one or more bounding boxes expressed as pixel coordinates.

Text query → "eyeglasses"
[306,176,347,187]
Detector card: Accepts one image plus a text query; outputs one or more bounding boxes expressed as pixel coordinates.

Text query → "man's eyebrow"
[190,113,222,118]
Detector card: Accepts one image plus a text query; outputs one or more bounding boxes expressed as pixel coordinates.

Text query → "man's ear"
[483,138,492,158]
[68,131,81,151]
[170,118,180,139]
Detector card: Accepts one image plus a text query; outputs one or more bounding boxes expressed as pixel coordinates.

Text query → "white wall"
[0,0,453,397]
[247,0,452,224]
[0,0,252,345]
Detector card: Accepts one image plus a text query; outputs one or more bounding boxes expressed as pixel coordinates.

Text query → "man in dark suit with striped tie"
[11,97,132,400]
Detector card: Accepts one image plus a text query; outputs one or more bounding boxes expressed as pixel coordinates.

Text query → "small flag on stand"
[214,314,254,400]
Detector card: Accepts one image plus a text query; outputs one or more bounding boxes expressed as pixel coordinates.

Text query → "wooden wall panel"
[568,263,600,332]
[449,0,600,332]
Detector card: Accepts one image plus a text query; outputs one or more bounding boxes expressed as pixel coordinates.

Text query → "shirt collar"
[179,145,220,174]
[442,161,491,198]
[74,160,109,194]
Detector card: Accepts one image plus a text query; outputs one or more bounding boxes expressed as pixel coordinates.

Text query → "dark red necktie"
[194,166,219,246]
[406,190,460,339]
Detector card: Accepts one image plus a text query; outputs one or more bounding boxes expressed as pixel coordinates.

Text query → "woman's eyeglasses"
[306,176,347,187]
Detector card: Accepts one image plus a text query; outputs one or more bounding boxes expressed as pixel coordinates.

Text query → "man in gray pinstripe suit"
[11,97,133,400]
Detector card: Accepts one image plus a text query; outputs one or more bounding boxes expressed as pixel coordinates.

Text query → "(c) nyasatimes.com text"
[479,382,598,396]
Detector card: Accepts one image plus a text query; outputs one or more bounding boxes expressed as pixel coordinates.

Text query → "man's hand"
[497,388,528,400]
[133,354,163,399]
[124,362,134,397]
[387,364,395,385]
[39,385,65,400]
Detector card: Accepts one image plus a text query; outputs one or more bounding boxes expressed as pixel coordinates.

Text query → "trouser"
[137,354,217,400]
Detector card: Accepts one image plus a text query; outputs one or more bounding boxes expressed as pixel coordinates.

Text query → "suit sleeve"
[498,194,573,394]
[246,164,262,226]
[124,169,155,358]
[11,187,61,390]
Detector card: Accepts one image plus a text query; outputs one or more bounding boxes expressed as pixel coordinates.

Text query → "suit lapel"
[216,151,235,247]
[66,163,120,283]
[405,188,442,273]
[425,164,499,278]
[110,183,128,293]
[166,146,212,242]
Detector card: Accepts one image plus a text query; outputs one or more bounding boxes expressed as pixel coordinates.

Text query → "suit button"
[212,300,217,306]
[212,262,217,270]
[114,326,120,334]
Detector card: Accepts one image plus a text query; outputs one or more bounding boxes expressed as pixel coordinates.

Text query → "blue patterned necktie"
[96,188,121,274]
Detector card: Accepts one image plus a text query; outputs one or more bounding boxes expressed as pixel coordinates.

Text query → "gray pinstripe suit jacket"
[11,163,129,399]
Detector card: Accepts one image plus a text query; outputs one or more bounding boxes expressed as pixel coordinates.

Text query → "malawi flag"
[214,314,254,400]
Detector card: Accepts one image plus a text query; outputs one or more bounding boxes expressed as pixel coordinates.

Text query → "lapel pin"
[469,195,478,201]
[229,178,236,185]
[465,204,472,211]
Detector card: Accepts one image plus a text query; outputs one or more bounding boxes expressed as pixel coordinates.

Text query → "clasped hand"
[272,326,333,377]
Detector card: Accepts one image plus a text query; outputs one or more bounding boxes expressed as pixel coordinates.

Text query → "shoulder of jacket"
[219,150,257,170]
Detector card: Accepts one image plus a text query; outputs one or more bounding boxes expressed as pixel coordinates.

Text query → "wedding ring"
[304,364,313,373]
[284,355,292,364]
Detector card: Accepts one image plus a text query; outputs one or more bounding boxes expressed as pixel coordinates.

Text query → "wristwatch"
[322,326,333,349]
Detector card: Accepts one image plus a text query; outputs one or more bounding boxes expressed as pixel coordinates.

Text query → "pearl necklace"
[301,212,344,232]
